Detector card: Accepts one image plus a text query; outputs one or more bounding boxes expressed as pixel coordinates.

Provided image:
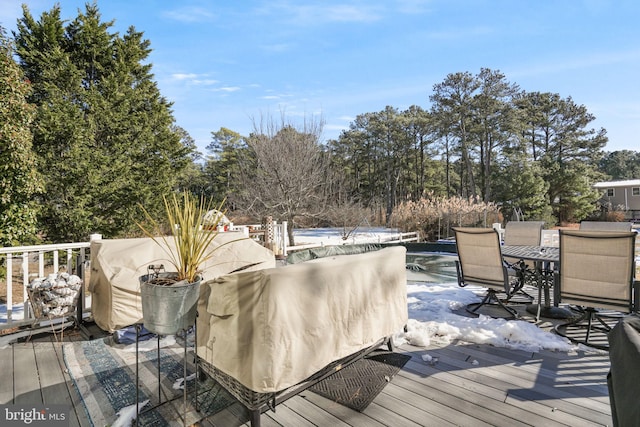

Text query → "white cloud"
[255,1,383,25]
[193,79,219,86]
[214,86,241,93]
[172,73,199,80]
[170,74,218,86]
[162,6,217,23]
[323,4,382,23]
[395,0,433,14]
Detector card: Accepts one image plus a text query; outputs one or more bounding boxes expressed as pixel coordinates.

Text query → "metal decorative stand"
[134,316,199,427]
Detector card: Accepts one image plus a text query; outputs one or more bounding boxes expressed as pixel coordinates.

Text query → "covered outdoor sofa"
[196,245,408,425]
[89,232,276,332]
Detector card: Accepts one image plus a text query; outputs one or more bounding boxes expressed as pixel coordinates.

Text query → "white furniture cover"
[197,246,408,393]
[89,232,275,332]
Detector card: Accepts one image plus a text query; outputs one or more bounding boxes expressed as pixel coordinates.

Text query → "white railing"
[1,224,420,331]
[284,228,420,256]
[231,221,419,256]
[541,230,560,247]
[0,234,101,328]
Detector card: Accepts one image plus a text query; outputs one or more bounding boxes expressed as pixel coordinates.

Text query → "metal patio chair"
[453,227,521,319]
[503,220,545,301]
[554,230,638,350]
[579,221,633,232]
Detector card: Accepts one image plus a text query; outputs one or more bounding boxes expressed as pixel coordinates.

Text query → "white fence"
[0,225,418,332]
[0,235,100,330]
[232,221,420,256]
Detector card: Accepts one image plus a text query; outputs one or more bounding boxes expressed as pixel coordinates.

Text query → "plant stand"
[134,317,199,427]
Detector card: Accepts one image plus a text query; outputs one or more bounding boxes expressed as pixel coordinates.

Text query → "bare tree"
[236,113,328,245]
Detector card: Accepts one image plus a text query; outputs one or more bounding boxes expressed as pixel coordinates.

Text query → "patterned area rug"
[63,336,237,426]
[309,350,411,412]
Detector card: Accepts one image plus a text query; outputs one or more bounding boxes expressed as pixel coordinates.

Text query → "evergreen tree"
[206,127,247,207]
[14,4,190,241]
[599,150,640,180]
[0,28,42,245]
[430,71,480,198]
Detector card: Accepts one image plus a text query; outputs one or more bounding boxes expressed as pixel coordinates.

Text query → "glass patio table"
[501,245,571,320]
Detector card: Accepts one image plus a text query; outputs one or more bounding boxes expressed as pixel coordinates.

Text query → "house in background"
[593,179,640,221]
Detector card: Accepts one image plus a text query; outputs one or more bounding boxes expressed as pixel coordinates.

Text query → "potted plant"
[137,191,226,335]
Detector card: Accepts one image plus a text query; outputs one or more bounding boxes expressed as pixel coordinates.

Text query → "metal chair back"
[559,230,636,312]
[503,221,544,246]
[579,221,633,232]
[453,227,508,292]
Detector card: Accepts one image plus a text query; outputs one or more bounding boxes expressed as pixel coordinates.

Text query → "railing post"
[264,216,273,251]
[66,248,73,272]
[281,221,288,257]
[6,253,12,322]
[22,252,30,318]
[53,250,59,274]
[38,251,45,278]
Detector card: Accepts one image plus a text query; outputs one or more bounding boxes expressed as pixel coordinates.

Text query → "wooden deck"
[1,322,612,427]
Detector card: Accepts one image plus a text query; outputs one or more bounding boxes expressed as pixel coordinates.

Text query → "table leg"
[525,261,572,319]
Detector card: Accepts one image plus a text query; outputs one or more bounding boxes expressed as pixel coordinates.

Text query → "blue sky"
[2,0,639,154]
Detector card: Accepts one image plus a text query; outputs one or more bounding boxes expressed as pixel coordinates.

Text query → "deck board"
[3,324,615,427]
[33,342,83,427]
[297,392,388,427]
[400,361,573,427]
[280,395,353,426]
[393,369,533,427]
[381,381,494,426]
[401,351,582,427]
[53,338,92,427]
[0,346,13,404]
[12,343,41,404]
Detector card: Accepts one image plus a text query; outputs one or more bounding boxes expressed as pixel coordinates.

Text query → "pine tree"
[14,3,190,241]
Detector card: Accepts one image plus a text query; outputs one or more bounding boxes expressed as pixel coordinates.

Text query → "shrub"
[390,194,502,241]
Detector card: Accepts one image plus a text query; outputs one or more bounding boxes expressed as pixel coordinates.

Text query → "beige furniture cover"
[197,246,408,394]
[89,232,276,332]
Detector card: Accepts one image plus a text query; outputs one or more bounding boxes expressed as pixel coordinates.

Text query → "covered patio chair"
[453,227,521,319]
[607,314,640,426]
[579,221,633,232]
[503,220,545,301]
[555,230,638,350]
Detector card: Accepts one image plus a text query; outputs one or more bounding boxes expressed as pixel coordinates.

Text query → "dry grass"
[390,194,501,240]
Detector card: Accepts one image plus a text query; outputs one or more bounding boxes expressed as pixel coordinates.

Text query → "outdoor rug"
[309,350,411,412]
[63,336,238,426]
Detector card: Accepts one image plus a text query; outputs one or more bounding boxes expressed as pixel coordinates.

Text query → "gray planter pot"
[140,272,201,335]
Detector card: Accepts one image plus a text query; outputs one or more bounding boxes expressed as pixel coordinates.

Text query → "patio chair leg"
[250,408,261,427]
[386,336,395,352]
[585,313,593,344]
[468,292,493,314]
[554,308,611,350]
[495,297,519,318]
[595,314,614,332]
[467,290,517,319]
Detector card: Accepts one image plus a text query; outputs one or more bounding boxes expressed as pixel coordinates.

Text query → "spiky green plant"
[138,191,226,283]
